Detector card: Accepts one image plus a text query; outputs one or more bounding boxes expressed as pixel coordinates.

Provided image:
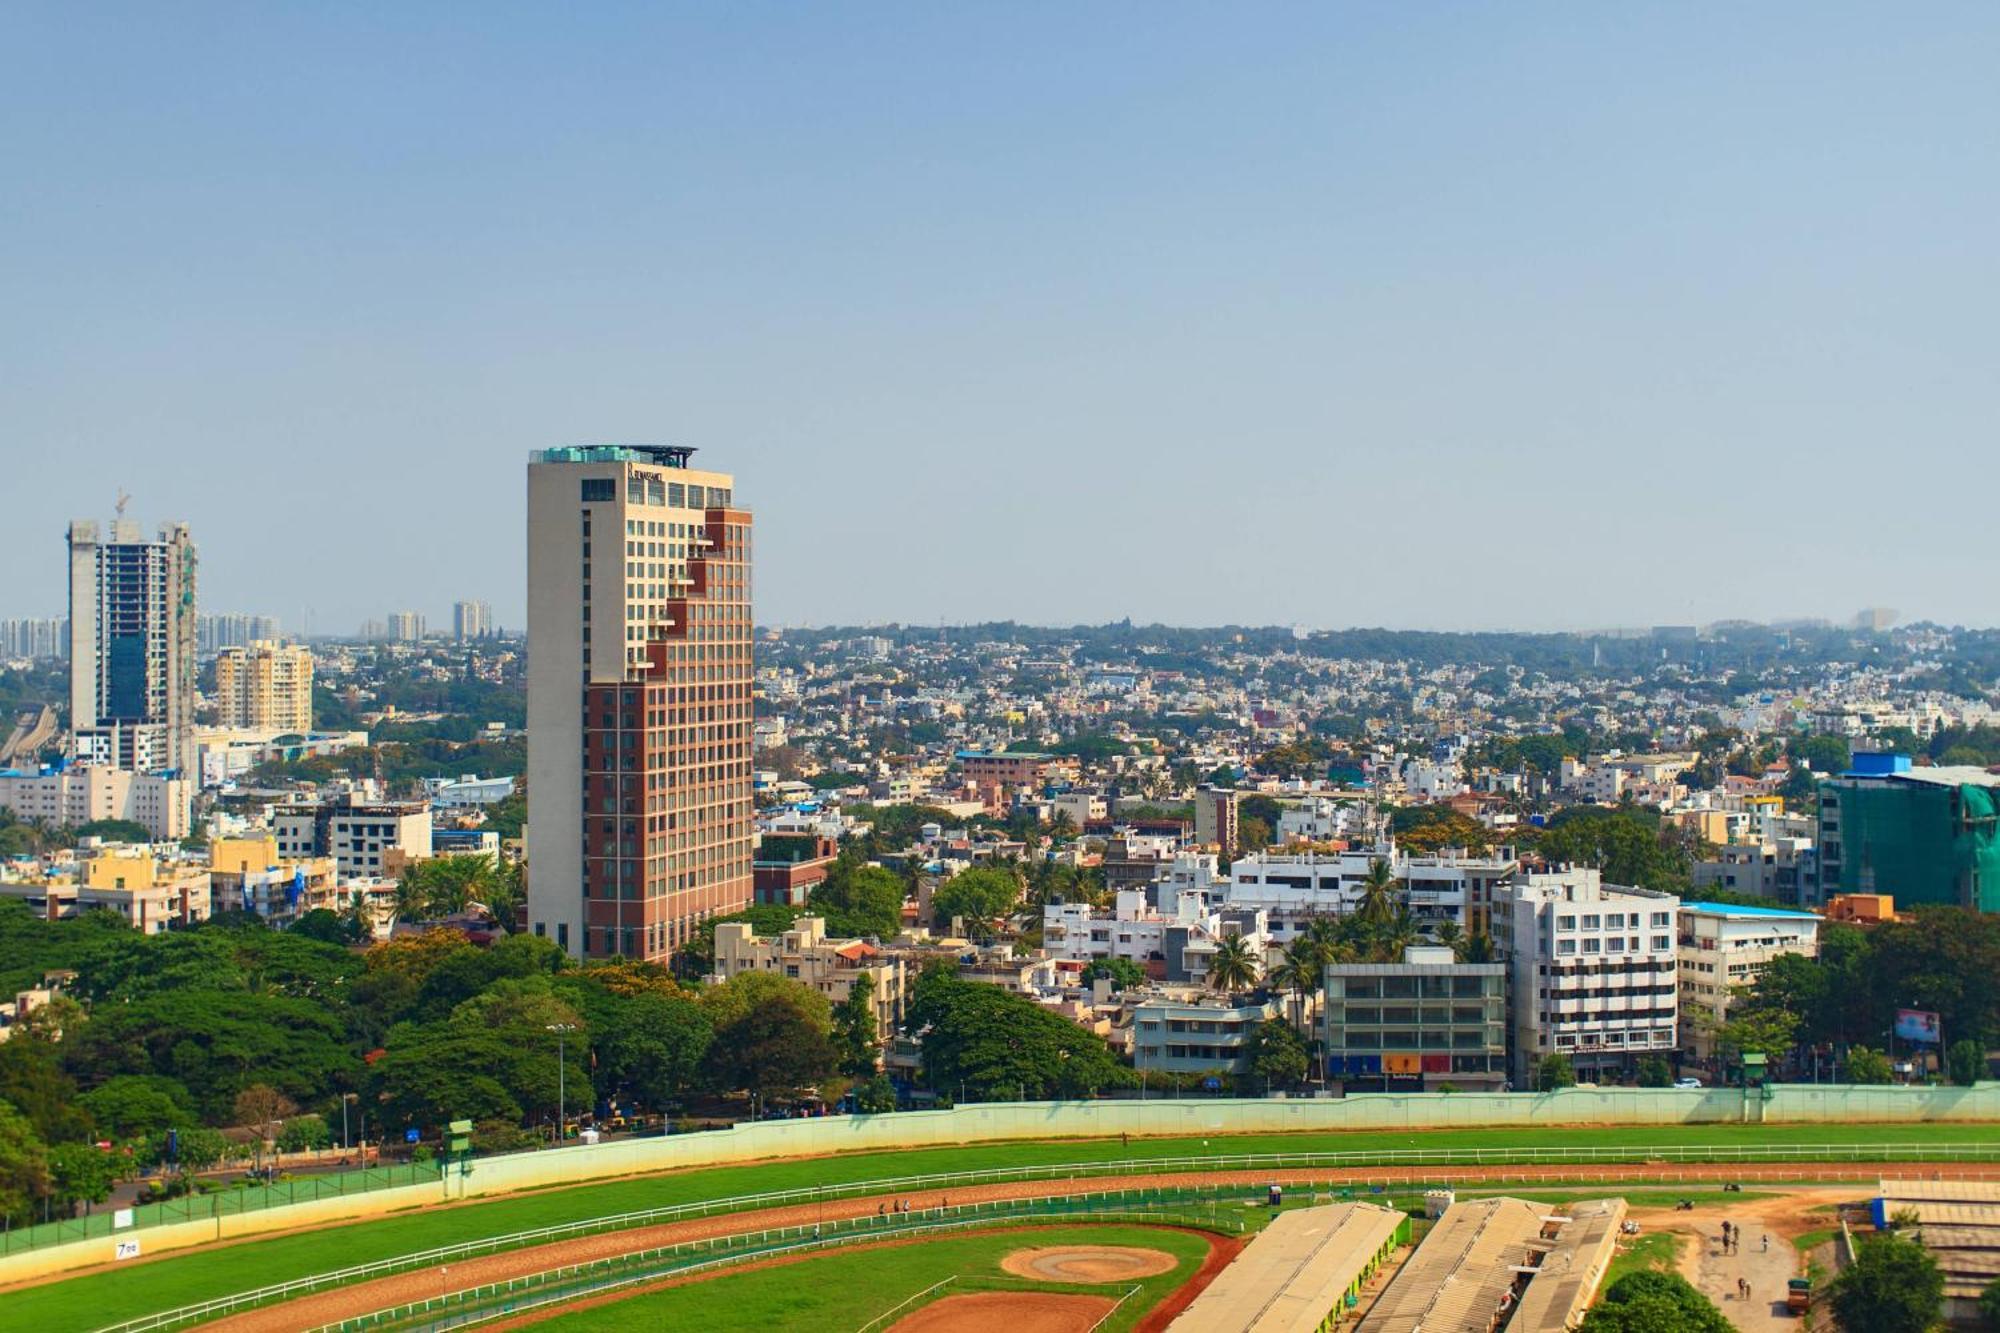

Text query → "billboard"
[1895,1008,1942,1044]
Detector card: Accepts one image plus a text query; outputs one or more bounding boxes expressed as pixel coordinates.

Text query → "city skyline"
[7,7,1998,632]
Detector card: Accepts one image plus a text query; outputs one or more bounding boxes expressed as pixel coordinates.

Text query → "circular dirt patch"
[891,1291,1116,1332]
[1000,1245,1179,1283]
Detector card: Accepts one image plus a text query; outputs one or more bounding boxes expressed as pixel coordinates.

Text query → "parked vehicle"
[1787,1277,1812,1314]
[1674,1077,1703,1089]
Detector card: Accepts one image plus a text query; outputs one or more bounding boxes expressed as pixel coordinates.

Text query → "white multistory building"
[1491,868,1680,1085]
[1042,888,1268,987]
[1225,846,1519,942]
[1276,796,1363,843]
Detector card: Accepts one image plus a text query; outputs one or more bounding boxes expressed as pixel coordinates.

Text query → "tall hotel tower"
[526,446,755,960]
[67,517,198,773]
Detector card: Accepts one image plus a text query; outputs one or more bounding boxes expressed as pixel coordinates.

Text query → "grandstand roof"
[1168,1202,1405,1333]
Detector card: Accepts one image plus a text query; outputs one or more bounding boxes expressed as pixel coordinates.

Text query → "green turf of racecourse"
[526,1223,1213,1333]
[19,1120,1995,1332]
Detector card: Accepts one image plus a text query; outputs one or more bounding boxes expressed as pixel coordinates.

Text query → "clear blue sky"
[4,5,1995,633]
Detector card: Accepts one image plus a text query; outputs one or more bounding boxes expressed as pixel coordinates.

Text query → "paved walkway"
[1685,1213,1799,1332]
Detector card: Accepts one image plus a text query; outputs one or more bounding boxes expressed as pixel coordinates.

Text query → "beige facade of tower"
[214,640,314,732]
[526,446,754,961]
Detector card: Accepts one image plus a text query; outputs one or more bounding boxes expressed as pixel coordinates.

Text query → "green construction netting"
[1835,781,2000,911]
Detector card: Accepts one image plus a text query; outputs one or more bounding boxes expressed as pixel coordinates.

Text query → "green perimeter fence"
[309,1195,1245,1333]
[88,1140,2000,1333]
[2,1162,443,1256]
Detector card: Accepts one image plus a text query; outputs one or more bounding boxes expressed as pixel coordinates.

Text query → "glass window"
[1557,915,1576,930]
[580,478,614,502]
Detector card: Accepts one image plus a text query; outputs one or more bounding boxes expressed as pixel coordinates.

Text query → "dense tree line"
[0,904,849,1226]
[1735,908,2000,1075]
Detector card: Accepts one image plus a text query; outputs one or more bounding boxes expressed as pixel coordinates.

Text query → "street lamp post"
[546,1023,577,1148]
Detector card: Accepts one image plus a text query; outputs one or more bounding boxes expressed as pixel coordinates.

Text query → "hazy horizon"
[7,6,1996,632]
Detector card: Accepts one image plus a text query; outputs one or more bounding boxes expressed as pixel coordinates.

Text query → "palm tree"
[1357,858,1400,926]
[1207,934,1260,995]
[393,865,431,920]
[1430,921,1463,952]
[1273,934,1332,1030]
[1459,929,1496,964]
[482,860,525,932]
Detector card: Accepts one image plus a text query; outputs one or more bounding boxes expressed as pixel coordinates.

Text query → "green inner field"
[523,1223,1213,1333]
[15,1121,1992,1333]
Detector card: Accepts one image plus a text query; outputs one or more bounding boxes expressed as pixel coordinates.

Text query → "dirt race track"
[890,1291,1116,1332]
[1000,1245,1178,1282]
[138,1162,2000,1332]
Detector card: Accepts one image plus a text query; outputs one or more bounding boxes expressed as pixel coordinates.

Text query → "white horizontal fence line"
[91,1141,1996,1332]
[315,1204,1233,1333]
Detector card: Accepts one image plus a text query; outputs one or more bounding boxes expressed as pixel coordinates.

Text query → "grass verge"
[524,1223,1212,1333]
[1603,1230,1683,1288]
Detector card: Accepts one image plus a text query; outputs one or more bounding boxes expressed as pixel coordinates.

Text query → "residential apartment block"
[712,915,906,1038]
[213,640,313,732]
[1677,900,1821,1060]
[0,849,211,933]
[453,599,494,640]
[527,445,754,961]
[1491,868,1679,1085]
[0,764,192,840]
[273,791,433,878]
[1130,990,1282,1080]
[207,835,341,925]
[1227,847,1518,939]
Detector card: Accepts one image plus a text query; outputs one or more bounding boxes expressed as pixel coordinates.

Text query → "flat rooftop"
[1843,765,2000,788]
[1681,901,1823,919]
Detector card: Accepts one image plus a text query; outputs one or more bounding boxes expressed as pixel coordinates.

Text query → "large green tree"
[369,978,586,1133]
[702,993,837,1107]
[930,866,1022,934]
[1579,1271,1730,1332]
[46,1142,121,1217]
[64,989,356,1122]
[590,989,713,1113]
[0,1036,92,1144]
[1829,1232,1943,1333]
[810,863,906,940]
[911,971,1127,1101]
[76,1075,197,1139]
[831,975,879,1080]
[0,1100,50,1225]
[1532,807,1692,893]
[1244,1019,1309,1092]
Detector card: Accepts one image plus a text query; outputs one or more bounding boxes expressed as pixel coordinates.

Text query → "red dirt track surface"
[129,1162,2000,1332]
[890,1290,1116,1332]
